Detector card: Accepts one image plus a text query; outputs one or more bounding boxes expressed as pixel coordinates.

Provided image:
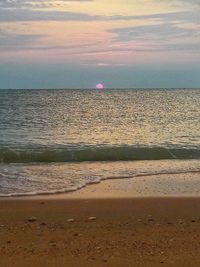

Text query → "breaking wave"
[0,145,200,163]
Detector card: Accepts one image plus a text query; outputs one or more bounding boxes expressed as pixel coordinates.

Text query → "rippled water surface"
[0,89,200,149]
[0,89,199,196]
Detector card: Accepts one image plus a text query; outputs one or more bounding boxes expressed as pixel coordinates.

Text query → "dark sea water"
[0,89,200,196]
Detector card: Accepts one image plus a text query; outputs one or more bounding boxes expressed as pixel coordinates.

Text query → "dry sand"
[1,173,200,267]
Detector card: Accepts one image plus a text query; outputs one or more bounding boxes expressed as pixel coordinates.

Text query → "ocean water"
[0,88,200,196]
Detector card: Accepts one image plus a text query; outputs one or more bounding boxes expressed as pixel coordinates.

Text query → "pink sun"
[96,83,104,89]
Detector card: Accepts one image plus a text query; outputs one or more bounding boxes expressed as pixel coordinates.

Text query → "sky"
[0,0,200,89]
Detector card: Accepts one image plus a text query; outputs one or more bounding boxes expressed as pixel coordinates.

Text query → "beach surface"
[1,173,200,267]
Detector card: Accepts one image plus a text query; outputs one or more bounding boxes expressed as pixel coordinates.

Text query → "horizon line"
[0,87,200,90]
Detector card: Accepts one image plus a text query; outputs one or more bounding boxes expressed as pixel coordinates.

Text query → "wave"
[0,146,200,163]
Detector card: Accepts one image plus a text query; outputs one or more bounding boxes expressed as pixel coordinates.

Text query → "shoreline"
[0,159,199,200]
[1,171,200,200]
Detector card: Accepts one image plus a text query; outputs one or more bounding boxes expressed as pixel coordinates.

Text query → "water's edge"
[0,161,200,197]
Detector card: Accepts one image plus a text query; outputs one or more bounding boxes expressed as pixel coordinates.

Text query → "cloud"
[0,0,93,9]
[0,0,199,11]
[0,9,199,55]
[165,0,200,8]
[109,23,197,42]
[0,8,199,23]
[0,32,99,51]
[0,1,199,60]
[0,9,102,22]
[0,32,46,50]
[0,0,199,24]
[107,10,200,53]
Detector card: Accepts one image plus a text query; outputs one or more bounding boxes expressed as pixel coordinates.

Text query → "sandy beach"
[1,173,200,267]
[1,0,200,265]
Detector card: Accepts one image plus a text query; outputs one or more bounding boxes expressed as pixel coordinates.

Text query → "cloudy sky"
[0,0,199,88]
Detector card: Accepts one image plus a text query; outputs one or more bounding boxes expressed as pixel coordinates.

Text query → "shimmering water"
[0,89,199,196]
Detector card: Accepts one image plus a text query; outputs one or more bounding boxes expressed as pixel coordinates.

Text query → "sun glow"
[96,83,104,89]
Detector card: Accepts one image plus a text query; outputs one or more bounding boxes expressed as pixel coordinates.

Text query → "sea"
[0,88,200,197]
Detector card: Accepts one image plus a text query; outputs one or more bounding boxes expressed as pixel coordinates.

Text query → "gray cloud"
[0,0,92,9]
[0,8,199,23]
[107,10,200,53]
[109,23,198,42]
[0,32,99,51]
[0,9,101,22]
[0,0,199,11]
[165,0,200,8]
[0,0,199,24]
[0,32,46,50]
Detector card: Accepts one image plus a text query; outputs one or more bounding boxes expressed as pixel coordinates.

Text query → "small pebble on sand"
[88,217,96,221]
[49,240,56,247]
[39,222,47,226]
[27,217,37,222]
[67,219,75,222]
[73,233,79,236]
[178,219,183,224]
